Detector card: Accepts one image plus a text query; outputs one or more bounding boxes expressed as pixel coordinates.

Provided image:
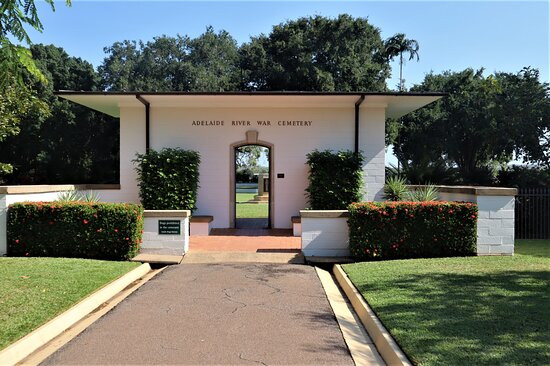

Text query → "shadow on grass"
[355,270,549,365]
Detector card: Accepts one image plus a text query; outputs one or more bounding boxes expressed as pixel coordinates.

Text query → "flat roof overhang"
[55,91,445,119]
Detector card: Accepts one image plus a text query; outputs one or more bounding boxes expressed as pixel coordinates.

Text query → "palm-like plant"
[383,33,420,91]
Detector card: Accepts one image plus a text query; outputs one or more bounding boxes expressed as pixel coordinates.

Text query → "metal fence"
[515,188,550,239]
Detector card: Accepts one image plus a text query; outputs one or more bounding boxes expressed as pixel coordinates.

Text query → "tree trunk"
[399,52,403,91]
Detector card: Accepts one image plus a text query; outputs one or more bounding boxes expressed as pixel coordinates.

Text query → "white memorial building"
[57,91,443,229]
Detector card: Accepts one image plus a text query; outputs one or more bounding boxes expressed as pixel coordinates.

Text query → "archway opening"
[234,144,271,229]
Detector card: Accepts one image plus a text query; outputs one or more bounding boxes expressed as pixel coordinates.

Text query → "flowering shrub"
[7,202,144,260]
[348,201,477,260]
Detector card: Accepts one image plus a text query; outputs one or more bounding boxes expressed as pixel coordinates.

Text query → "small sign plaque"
[158,220,181,235]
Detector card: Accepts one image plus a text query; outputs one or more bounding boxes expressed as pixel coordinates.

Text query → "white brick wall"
[359,107,385,201]
[142,216,189,254]
[301,215,349,257]
[301,192,517,258]
[438,191,515,255]
[476,196,515,255]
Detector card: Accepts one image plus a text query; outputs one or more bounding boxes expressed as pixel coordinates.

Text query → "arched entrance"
[229,131,274,229]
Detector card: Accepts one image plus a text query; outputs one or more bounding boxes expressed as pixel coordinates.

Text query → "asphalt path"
[43,263,353,365]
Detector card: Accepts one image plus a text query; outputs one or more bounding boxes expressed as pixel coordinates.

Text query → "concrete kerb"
[0,263,152,366]
[333,264,412,366]
[315,267,385,366]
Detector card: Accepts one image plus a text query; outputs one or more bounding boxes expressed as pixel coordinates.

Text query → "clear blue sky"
[31,0,549,90]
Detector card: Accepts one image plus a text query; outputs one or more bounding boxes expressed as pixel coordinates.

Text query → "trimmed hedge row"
[306,150,364,209]
[134,148,200,210]
[348,201,478,260]
[7,202,144,260]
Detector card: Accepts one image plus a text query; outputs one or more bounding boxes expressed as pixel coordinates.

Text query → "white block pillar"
[359,106,386,201]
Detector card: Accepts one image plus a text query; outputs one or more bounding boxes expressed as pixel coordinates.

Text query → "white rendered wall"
[115,105,386,229]
[117,107,146,203]
[190,222,212,236]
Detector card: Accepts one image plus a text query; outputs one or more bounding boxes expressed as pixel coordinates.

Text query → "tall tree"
[0,0,70,176]
[395,68,550,184]
[383,33,420,91]
[0,45,119,184]
[99,27,240,91]
[0,0,70,83]
[239,14,390,91]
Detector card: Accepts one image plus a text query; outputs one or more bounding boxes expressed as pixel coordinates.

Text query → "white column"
[118,107,146,203]
[358,107,386,201]
[476,196,515,255]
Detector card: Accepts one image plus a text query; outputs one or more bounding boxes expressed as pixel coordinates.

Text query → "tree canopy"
[1,13,548,188]
[393,67,550,184]
[0,45,118,184]
[240,14,389,91]
[99,27,240,91]
[0,0,70,175]
[99,15,392,92]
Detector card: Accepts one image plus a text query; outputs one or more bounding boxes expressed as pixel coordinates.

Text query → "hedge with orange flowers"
[7,202,144,260]
[348,201,478,260]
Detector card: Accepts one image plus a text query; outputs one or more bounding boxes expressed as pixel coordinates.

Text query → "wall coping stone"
[408,185,517,196]
[0,184,121,194]
[190,215,214,223]
[300,210,349,218]
[144,210,190,218]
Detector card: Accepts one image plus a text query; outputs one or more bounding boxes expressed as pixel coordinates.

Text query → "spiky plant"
[408,184,439,202]
[383,176,410,201]
[57,189,80,202]
[81,191,101,203]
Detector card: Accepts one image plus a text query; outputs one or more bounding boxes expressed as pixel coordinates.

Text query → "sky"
[28,0,549,166]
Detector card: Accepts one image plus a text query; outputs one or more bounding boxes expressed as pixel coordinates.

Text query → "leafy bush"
[497,165,550,188]
[383,176,409,201]
[407,184,439,201]
[7,202,143,260]
[348,201,477,260]
[134,148,200,210]
[306,150,364,209]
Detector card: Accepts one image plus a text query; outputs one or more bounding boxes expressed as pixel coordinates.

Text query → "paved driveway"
[43,263,353,365]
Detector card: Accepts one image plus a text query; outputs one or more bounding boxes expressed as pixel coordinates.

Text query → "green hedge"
[134,148,200,210]
[348,201,478,260]
[306,150,364,209]
[7,202,143,260]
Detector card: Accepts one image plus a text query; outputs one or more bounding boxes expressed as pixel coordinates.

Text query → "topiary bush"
[306,150,364,209]
[348,201,477,260]
[7,202,143,260]
[134,148,200,210]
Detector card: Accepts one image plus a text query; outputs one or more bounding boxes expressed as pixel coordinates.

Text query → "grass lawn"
[0,257,139,350]
[236,202,268,218]
[343,239,550,366]
[515,239,550,258]
[236,192,256,202]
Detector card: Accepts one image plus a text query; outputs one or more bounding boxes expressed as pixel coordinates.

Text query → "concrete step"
[182,251,305,264]
[132,248,184,264]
